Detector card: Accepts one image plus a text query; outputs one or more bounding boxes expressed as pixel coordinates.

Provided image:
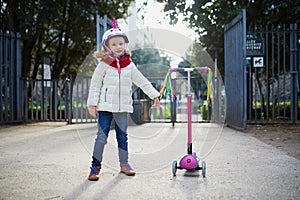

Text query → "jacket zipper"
[118,73,121,111]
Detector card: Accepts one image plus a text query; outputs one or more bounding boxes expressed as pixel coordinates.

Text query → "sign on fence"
[246,33,265,56]
[253,56,264,67]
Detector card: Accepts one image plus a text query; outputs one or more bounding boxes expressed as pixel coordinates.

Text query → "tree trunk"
[52,0,73,80]
[21,41,35,78]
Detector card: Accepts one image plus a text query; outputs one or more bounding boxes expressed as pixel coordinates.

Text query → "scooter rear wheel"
[172,161,177,176]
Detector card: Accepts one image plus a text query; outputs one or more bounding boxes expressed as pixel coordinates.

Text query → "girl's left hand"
[152,97,160,108]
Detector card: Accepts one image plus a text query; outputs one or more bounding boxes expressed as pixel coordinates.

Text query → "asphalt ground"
[0,122,299,199]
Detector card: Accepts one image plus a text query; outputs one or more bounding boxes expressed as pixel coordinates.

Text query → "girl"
[87,20,160,181]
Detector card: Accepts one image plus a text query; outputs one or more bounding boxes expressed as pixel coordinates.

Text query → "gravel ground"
[246,124,300,160]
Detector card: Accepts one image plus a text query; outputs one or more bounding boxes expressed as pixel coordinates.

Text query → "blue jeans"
[91,111,129,167]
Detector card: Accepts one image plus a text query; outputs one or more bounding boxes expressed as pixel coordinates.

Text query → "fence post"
[0,30,22,123]
[96,14,112,51]
[290,24,298,123]
[213,51,221,123]
[96,11,101,51]
[10,31,16,121]
[16,32,22,121]
[68,75,74,124]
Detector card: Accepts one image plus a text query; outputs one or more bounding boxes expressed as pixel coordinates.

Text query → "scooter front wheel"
[202,161,206,178]
[172,160,177,176]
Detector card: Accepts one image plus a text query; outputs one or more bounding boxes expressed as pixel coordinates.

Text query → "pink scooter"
[171,67,207,177]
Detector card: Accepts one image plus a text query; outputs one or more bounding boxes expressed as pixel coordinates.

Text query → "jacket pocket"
[105,88,108,102]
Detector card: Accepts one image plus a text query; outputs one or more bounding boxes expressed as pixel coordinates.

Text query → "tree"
[131,47,171,78]
[1,0,134,79]
[156,0,300,75]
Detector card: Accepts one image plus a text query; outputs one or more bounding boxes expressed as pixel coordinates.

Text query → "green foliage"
[156,0,300,76]
[131,47,171,78]
[252,101,300,120]
[1,0,134,79]
[189,43,214,70]
[155,104,171,119]
[178,59,191,68]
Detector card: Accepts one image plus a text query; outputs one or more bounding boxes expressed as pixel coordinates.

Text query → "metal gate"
[0,30,22,123]
[224,9,247,130]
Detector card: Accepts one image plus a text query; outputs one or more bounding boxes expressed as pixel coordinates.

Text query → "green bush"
[251,101,300,120]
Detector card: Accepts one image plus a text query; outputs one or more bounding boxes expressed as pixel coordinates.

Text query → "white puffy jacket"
[87,61,160,113]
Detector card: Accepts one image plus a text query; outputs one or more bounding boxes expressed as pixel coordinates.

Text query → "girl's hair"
[93,49,131,60]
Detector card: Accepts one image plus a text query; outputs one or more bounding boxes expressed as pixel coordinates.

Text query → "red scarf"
[102,55,132,69]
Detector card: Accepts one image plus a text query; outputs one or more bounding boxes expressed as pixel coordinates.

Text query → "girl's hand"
[88,105,98,118]
[152,97,160,108]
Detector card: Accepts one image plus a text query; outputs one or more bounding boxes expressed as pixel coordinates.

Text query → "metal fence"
[2,14,298,126]
[69,74,214,124]
[21,78,69,122]
[0,14,218,125]
[247,24,299,124]
[70,75,95,123]
[224,10,299,128]
[0,30,22,123]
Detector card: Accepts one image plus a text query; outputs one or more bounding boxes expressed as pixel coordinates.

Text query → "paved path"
[0,122,299,199]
